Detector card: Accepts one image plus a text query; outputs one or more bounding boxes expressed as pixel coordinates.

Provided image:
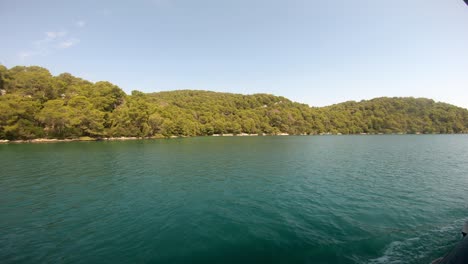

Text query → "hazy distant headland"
[0,65,467,142]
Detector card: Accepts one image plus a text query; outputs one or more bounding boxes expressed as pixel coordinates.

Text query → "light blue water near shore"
[1,135,467,264]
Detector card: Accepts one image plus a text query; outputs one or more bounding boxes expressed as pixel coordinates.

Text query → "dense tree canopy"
[0,65,467,140]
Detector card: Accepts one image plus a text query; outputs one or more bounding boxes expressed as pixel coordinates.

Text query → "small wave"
[368,218,466,264]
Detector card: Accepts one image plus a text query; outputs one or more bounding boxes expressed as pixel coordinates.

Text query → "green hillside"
[0,65,467,140]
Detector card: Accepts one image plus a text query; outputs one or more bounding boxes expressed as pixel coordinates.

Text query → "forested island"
[0,65,467,141]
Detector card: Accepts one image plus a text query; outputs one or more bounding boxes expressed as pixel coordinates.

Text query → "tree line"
[0,65,467,140]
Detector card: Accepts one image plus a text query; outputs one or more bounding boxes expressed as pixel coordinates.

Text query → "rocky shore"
[1,132,466,144]
[0,137,148,144]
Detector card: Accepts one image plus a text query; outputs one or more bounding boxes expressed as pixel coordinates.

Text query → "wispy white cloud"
[76,20,86,28]
[18,23,83,60]
[18,51,34,60]
[45,31,67,39]
[32,31,68,48]
[58,38,80,49]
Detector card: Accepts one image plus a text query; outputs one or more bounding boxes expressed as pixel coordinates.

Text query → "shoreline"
[0,137,148,144]
[0,132,466,144]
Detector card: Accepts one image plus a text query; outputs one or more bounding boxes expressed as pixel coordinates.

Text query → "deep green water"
[1,135,467,264]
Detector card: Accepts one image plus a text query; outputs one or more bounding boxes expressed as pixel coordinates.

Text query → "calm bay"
[1,135,467,263]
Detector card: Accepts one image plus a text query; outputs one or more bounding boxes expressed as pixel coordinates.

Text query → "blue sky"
[1,0,468,108]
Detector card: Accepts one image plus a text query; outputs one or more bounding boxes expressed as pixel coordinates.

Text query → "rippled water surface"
[1,135,468,263]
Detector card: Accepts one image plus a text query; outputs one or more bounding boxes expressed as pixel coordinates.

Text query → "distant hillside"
[0,65,467,140]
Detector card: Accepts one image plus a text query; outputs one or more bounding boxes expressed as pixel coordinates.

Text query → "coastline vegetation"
[1,65,467,141]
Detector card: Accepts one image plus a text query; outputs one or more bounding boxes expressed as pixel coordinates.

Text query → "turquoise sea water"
[1,135,467,263]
